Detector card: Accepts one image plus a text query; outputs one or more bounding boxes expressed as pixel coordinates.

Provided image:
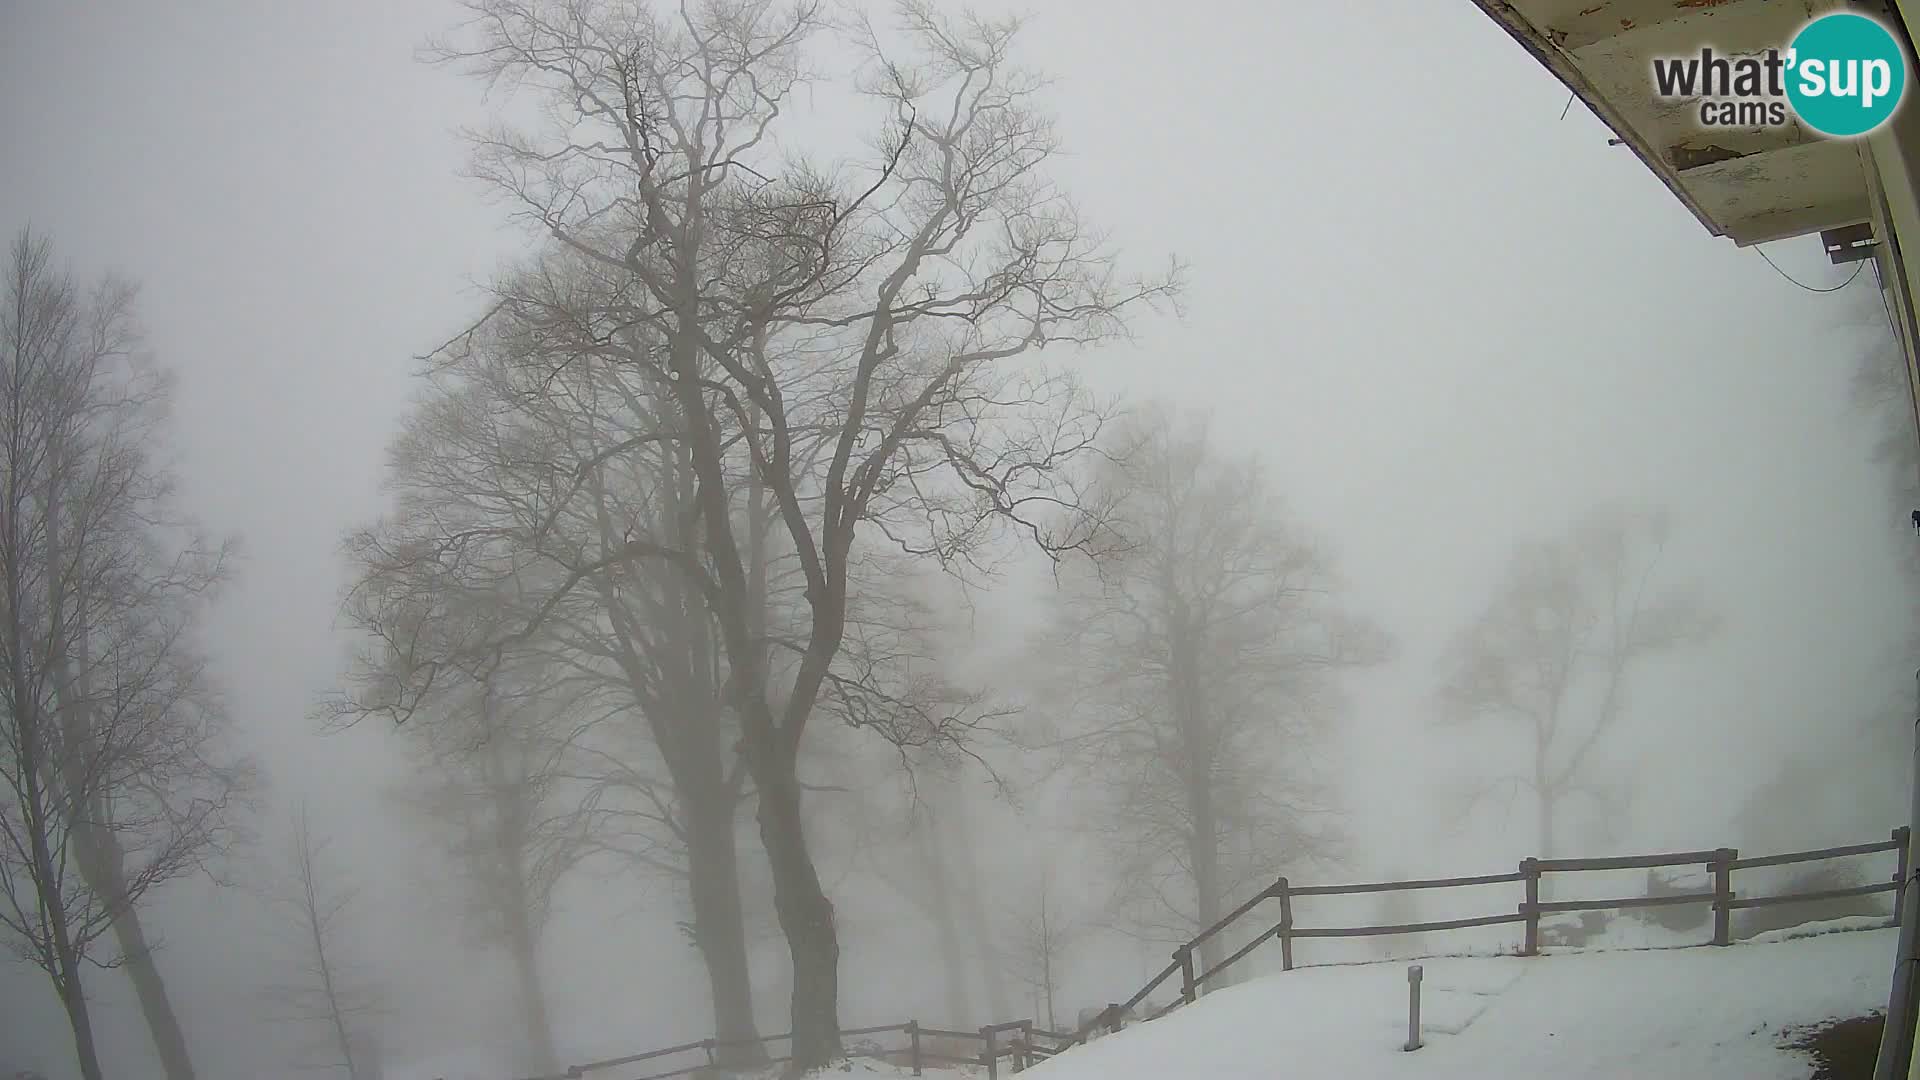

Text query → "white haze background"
[0,1,1910,1076]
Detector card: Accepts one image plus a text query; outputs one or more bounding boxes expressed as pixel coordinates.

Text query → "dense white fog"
[1,2,1913,1078]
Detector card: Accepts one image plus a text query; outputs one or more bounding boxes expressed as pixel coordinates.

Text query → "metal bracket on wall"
[1826,222,1880,265]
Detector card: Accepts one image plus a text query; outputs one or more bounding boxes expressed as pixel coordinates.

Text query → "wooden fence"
[524,827,1911,1079]
[528,1016,1069,1080]
[1062,827,1913,1050]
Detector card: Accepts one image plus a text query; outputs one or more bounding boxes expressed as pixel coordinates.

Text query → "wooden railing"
[1058,827,1912,1051]
[528,1016,1066,1080]
[523,827,1911,1078]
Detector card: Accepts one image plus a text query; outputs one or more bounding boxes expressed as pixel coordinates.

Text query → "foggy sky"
[1,1,1911,1077]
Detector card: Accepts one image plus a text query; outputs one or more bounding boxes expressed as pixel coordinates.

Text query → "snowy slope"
[1021,922,1898,1080]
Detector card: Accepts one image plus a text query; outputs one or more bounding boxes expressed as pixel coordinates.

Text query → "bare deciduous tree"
[412,1,1178,1066]
[0,229,249,1080]
[1003,868,1080,1032]
[860,747,1014,1028]
[334,329,775,1063]
[265,808,385,1079]
[1437,503,1717,861]
[388,674,567,1076]
[1042,406,1383,980]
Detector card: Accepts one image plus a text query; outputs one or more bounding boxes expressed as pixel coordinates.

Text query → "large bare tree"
[335,320,778,1062]
[1042,406,1383,980]
[1437,503,1717,860]
[0,229,248,1080]
[410,0,1178,1066]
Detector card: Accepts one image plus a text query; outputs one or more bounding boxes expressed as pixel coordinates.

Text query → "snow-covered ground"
[1014,920,1899,1080]
[387,919,1898,1079]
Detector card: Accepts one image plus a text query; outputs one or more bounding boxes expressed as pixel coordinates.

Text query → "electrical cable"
[1754,244,1867,292]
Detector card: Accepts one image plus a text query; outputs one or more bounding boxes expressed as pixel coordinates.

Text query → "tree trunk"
[67,622,196,1080]
[586,434,767,1068]
[302,840,359,1080]
[686,790,767,1067]
[106,884,198,1079]
[1186,779,1225,981]
[8,627,102,1080]
[502,889,558,1075]
[32,790,102,1080]
[755,762,841,1071]
[57,959,105,1080]
[39,458,120,1080]
[661,214,839,1071]
[1166,588,1225,982]
[915,806,975,1026]
[476,710,558,1078]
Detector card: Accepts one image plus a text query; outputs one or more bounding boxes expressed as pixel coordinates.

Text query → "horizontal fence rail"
[540,1016,1063,1080]
[1288,870,1530,897]
[1288,911,1530,939]
[537,827,1911,1078]
[1533,849,1726,873]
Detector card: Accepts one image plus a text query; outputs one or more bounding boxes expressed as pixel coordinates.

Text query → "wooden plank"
[568,1037,712,1071]
[1119,960,1181,1014]
[1289,912,1528,938]
[1534,850,1720,872]
[1278,878,1295,971]
[1712,849,1735,946]
[1196,923,1276,987]
[843,1022,909,1037]
[1288,871,1528,897]
[1189,884,1278,948]
[1529,891,1717,914]
[1898,827,1911,928]
[916,1027,980,1041]
[1522,858,1539,956]
[983,1019,1033,1034]
[1729,838,1904,870]
[1725,881,1900,910]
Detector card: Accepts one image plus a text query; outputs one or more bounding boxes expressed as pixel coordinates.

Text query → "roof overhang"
[1469,0,1894,245]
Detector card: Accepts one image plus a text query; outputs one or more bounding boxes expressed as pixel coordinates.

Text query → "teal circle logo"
[1786,13,1907,137]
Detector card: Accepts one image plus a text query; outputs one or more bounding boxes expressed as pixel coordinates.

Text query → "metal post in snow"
[1404,964,1424,1052]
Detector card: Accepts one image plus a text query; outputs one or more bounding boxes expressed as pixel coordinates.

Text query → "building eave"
[1468,0,1878,246]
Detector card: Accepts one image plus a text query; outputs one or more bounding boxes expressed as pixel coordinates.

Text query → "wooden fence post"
[1897,826,1912,926]
[907,1021,922,1077]
[1520,858,1540,956]
[980,1025,998,1080]
[1016,1020,1034,1072]
[1276,877,1294,972]
[1177,946,1197,1003]
[1712,848,1736,946]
